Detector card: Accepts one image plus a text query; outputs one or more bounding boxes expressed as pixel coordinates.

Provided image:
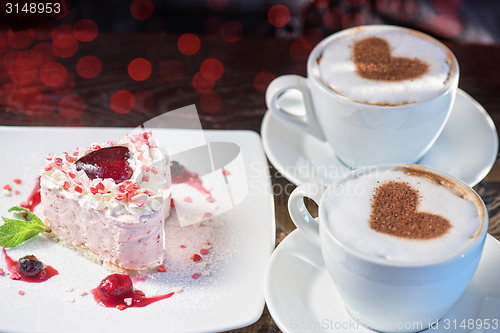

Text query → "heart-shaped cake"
[353,37,429,81]
[369,181,451,239]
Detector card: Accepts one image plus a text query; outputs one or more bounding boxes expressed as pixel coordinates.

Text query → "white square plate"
[0,127,275,333]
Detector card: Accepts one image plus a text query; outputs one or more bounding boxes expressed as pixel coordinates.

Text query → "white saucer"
[261,89,498,187]
[265,229,500,333]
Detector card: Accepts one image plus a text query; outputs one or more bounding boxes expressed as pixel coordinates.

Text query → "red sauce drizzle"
[20,177,41,212]
[91,273,174,310]
[171,162,213,200]
[2,248,58,282]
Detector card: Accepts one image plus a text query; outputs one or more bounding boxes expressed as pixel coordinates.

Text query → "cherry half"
[76,146,133,184]
[92,273,175,310]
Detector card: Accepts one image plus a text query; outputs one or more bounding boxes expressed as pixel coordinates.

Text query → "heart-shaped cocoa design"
[369,181,451,239]
[353,37,429,81]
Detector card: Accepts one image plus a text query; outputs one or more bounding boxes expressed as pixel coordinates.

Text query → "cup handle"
[265,75,326,141]
[288,183,327,243]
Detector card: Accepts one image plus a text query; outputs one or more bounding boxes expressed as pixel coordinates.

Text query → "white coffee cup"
[266,25,459,168]
[288,164,488,333]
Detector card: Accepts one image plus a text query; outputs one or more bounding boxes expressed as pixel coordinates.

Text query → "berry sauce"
[91,273,174,310]
[170,161,212,200]
[2,248,58,282]
[76,146,133,184]
[20,177,41,212]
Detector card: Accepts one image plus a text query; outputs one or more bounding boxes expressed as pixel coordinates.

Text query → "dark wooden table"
[1,34,499,332]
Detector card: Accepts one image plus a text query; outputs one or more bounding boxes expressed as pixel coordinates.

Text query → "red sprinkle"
[203,212,213,219]
[68,172,76,179]
[96,182,105,191]
[44,165,52,171]
[14,190,20,195]
[115,195,123,201]
[192,273,200,279]
[3,185,11,190]
[90,187,98,195]
[222,169,230,175]
[151,167,158,174]
[13,179,21,184]
[18,290,24,295]
[0,268,4,275]
[157,266,167,272]
[135,200,145,207]
[73,151,79,157]
[74,186,83,193]
[65,154,72,162]
[118,184,127,192]
[142,175,150,182]
[63,181,70,190]
[184,196,192,202]
[192,254,202,262]
[179,245,186,249]
[200,248,209,255]
[141,165,150,171]
[54,158,63,166]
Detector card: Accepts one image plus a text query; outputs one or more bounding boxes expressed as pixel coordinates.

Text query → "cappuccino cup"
[266,25,459,168]
[288,164,487,333]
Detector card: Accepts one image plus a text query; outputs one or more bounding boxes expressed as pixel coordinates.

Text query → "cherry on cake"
[40,132,171,271]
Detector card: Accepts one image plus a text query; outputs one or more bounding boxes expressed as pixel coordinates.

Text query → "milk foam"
[323,168,483,263]
[317,26,454,105]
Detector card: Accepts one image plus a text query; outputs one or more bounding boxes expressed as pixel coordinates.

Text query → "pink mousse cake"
[40,131,171,271]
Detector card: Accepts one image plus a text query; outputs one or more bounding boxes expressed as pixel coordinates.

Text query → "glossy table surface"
[1,34,499,332]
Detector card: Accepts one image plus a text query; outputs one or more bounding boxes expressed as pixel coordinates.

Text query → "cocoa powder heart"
[369,181,451,239]
[353,37,429,81]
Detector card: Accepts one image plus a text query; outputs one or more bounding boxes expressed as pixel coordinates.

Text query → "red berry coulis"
[2,248,58,282]
[20,177,41,212]
[170,161,212,199]
[91,273,174,310]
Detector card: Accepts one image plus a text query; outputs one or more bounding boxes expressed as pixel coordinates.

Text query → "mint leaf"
[0,207,47,248]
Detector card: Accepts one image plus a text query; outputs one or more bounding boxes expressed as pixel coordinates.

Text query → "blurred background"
[1,0,499,127]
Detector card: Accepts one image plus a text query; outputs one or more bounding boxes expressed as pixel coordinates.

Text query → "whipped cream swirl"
[40,132,170,218]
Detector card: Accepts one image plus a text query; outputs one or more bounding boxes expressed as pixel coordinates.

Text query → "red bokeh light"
[343,0,366,6]
[73,19,99,42]
[192,72,215,93]
[51,24,73,40]
[130,0,154,20]
[268,4,291,28]
[51,72,75,94]
[220,21,243,43]
[432,0,462,13]
[52,34,79,58]
[341,12,365,28]
[31,43,57,67]
[28,22,54,41]
[376,0,402,13]
[133,89,154,113]
[7,29,32,49]
[7,58,38,84]
[207,0,229,12]
[311,0,331,9]
[302,27,324,47]
[427,13,464,38]
[394,0,419,21]
[289,39,313,62]
[128,58,152,81]
[160,60,183,83]
[254,71,275,94]
[323,7,344,30]
[110,90,135,114]
[200,58,224,81]
[76,55,102,79]
[39,62,68,86]
[178,33,201,56]
[25,93,54,118]
[199,91,222,114]
[59,94,85,119]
